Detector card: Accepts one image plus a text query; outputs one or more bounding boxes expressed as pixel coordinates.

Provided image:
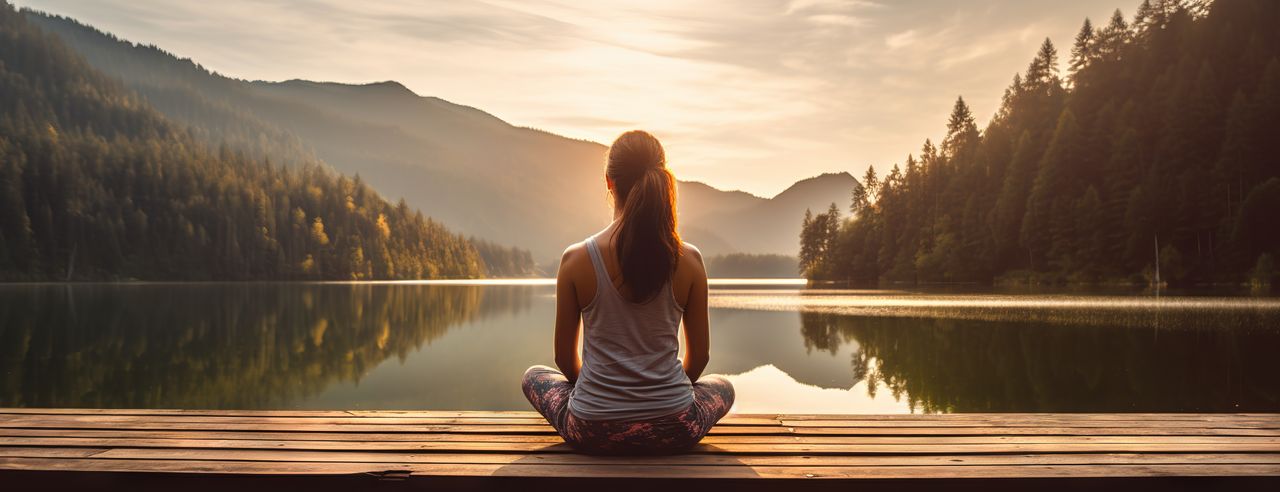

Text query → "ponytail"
[606,131,681,303]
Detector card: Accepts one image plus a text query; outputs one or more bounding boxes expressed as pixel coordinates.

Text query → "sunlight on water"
[709,291,1280,329]
[724,363,911,414]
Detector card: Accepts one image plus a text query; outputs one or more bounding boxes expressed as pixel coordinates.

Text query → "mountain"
[26,11,854,262]
[0,1,530,281]
[701,172,858,255]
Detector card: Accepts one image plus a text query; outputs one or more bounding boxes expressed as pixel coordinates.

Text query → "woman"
[521,130,734,455]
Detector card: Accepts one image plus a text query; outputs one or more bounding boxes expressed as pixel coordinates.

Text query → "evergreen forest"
[0,2,532,280]
[800,0,1280,286]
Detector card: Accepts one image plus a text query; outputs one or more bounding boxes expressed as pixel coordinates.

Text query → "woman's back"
[520,129,732,455]
[568,233,693,421]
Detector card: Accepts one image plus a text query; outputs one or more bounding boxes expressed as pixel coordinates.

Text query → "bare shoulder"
[559,241,590,274]
[682,242,704,264]
[678,242,706,276]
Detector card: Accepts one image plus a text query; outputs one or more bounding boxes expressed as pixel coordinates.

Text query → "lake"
[1,281,1278,414]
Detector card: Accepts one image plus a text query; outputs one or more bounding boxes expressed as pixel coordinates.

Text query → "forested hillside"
[26,11,853,261]
[801,0,1280,286]
[0,2,528,280]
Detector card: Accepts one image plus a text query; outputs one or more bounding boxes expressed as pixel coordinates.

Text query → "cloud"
[885,29,917,49]
[784,0,879,16]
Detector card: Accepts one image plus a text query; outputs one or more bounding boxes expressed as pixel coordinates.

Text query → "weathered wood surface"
[1,408,1278,490]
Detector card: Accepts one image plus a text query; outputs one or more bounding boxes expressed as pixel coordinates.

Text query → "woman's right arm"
[681,248,710,382]
[553,246,584,384]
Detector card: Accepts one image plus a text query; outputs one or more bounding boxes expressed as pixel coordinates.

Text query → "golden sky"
[19,0,1137,196]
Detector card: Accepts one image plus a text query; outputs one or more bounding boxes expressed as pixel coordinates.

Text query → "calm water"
[1,281,1278,413]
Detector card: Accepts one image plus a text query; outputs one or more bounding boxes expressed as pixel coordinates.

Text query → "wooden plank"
[780,419,1280,429]
[5,411,1276,432]
[4,447,1279,468]
[0,419,810,435]
[5,418,1278,436]
[0,428,567,443]
[5,408,1271,422]
[6,419,1279,437]
[1,413,1268,429]
[0,419,560,434]
[0,410,760,424]
[0,415,558,425]
[779,413,1280,421]
[6,408,1275,435]
[0,409,556,418]
[0,415,538,426]
[0,414,782,427]
[0,420,519,434]
[5,436,1278,454]
[0,447,108,458]
[10,414,1276,431]
[4,427,1278,445]
[8,409,1276,426]
[0,409,372,417]
[0,457,1278,479]
[782,416,1280,426]
[789,426,1280,436]
[0,436,570,453]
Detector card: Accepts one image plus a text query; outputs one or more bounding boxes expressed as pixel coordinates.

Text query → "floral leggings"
[521,365,735,455]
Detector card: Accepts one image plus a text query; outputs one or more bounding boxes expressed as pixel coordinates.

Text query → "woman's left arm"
[553,248,583,384]
[681,249,710,382]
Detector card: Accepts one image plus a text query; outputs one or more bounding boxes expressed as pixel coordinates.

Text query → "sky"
[17,0,1136,197]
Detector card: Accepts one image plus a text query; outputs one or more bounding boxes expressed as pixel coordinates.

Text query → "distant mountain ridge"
[26,10,856,261]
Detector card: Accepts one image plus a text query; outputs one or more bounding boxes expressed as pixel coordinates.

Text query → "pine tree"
[862,166,880,204]
[1102,128,1141,269]
[942,96,980,160]
[799,208,818,276]
[1022,110,1081,271]
[1073,186,1105,277]
[850,180,869,215]
[1025,38,1061,90]
[1069,18,1096,84]
[1096,10,1131,60]
[992,132,1036,269]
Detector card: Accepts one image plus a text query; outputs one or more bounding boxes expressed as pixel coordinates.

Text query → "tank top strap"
[584,235,612,293]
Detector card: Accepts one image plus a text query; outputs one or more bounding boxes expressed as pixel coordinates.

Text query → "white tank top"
[567,234,694,421]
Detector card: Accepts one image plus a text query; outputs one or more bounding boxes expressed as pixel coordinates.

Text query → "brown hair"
[606,130,681,303]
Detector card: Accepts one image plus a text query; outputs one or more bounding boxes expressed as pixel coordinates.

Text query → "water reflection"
[798,310,1280,413]
[0,283,532,408]
[726,364,910,414]
[1,283,1278,413]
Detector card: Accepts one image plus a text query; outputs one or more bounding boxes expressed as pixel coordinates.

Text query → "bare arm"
[553,248,583,384]
[681,249,710,382]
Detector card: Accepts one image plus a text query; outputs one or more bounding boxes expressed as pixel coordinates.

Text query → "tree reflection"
[800,311,1280,412]
[0,283,530,409]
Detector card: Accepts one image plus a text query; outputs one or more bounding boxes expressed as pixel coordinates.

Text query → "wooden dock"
[2,409,1279,490]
